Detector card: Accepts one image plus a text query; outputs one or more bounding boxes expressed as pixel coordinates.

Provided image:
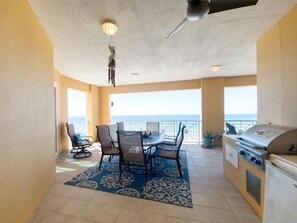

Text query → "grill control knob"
[250,156,256,162]
[256,160,262,165]
[239,150,245,155]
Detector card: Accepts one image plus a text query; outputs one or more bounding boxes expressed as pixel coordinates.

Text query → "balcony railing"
[224,120,257,134]
[118,119,257,143]
[118,120,201,143]
[67,117,255,143]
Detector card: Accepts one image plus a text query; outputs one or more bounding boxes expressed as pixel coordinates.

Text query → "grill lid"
[238,124,297,154]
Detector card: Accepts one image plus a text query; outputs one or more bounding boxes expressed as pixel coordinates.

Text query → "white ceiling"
[28,0,297,86]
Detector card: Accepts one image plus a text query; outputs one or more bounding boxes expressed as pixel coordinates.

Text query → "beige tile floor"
[30,144,261,223]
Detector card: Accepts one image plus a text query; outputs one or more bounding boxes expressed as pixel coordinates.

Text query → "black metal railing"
[118,119,257,143]
[116,120,202,143]
[224,120,256,134]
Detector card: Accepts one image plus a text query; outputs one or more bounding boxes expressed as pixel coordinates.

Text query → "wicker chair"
[117,131,152,184]
[65,123,93,159]
[96,125,120,170]
[153,125,186,177]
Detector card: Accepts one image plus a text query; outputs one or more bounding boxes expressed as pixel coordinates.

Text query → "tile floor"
[30,144,261,223]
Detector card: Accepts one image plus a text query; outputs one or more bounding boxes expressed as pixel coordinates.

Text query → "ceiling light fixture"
[102,22,118,35]
[131,73,140,79]
[211,65,221,72]
[102,21,118,87]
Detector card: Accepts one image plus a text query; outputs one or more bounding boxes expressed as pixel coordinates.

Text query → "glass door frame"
[54,82,59,158]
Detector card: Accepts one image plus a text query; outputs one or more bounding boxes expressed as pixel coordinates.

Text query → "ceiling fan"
[166,0,259,39]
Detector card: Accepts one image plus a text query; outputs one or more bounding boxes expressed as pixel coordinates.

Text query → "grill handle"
[235,140,265,151]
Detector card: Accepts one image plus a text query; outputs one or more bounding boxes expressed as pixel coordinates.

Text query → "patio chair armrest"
[164,134,175,140]
[162,141,177,146]
[87,135,94,141]
[81,134,94,141]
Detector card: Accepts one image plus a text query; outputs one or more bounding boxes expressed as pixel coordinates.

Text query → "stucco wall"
[201,77,225,146]
[88,85,100,141]
[224,75,256,87]
[257,5,297,126]
[0,1,55,222]
[54,71,101,151]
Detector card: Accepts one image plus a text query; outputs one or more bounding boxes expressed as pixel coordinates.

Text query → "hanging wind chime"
[102,22,118,87]
[108,43,116,87]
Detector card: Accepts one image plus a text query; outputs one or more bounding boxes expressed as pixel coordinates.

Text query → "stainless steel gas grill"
[236,124,297,170]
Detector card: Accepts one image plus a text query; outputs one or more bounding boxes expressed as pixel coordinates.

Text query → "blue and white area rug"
[64,150,192,208]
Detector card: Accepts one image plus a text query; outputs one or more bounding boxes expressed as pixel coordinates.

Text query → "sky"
[224,86,257,114]
[67,89,86,116]
[110,89,201,116]
[67,86,257,117]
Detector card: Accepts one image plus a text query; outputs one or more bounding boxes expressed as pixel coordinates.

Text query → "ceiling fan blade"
[166,17,188,39]
[209,0,258,14]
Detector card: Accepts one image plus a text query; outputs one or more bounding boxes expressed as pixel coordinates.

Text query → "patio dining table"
[117,131,165,179]
[141,132,164,174]
[142,132,165,147]
[113,131,165,148]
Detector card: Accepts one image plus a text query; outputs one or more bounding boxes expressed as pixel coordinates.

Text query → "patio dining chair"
[163,122,183,146]
[146,122,159,133]
[226,122,238,134]
[96,125,120,170]
[108,123,118,147]
[65,123,93,159]
[117,122,125,131]
[153,125,186,177]
[117,131,152,184]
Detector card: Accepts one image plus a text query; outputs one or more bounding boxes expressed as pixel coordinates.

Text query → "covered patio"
[31,143,261,223]
[1,1,297,223]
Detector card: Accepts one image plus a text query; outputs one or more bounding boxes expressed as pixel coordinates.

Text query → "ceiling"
[28,0,297,86]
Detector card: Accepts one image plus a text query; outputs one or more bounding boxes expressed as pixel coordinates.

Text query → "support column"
[87,85,100,141]
[201,77,225,146]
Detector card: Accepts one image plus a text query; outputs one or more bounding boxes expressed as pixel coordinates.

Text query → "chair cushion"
[162,140,176,146]
[74,133,83,145]
[84,139,94,146]
[158,144,178,151]
[103,147,120,155]
[81,140,92,146]
[154,149,177,159]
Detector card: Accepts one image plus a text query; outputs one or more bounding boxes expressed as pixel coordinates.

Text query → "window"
[224,86,257,133]
[67,89,88,135]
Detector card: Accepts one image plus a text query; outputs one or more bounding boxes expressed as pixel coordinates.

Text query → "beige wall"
[257,5,297,126]
[224,75,256,87]
[88,85,100,141]
[201,78,225,146]
[54,71,101,151]
[0,1,55,222]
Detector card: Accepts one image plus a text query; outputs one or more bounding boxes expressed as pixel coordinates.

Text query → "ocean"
[69,114,257,123]
[68,116,88,135]
[111,114,257,121]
